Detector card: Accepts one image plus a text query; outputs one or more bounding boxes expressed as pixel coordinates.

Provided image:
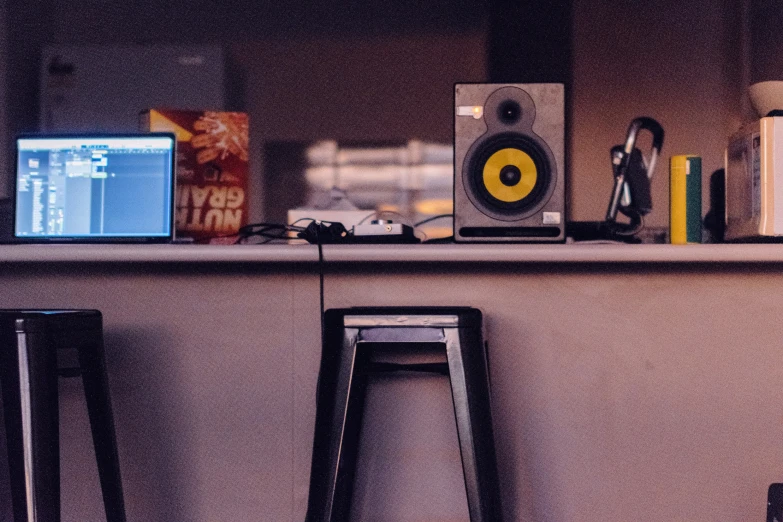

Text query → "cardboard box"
[141,109,249,241]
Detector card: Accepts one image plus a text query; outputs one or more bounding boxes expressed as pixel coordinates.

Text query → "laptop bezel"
[12,132,177,244]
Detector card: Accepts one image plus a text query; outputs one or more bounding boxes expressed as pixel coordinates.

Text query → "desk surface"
[1,242,783,264]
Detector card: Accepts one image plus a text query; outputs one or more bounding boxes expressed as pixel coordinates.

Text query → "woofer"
[465,132,554,220]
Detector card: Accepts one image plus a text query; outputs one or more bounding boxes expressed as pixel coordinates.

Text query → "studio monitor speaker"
[454,83,565,242]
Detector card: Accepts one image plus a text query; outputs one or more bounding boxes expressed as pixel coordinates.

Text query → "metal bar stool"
[306,307,502,521]
[0,310,126,522]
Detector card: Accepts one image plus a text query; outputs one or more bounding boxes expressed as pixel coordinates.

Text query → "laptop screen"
[14,134,175,242]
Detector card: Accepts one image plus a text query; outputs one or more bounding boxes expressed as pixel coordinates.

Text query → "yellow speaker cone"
[482,148,538,202]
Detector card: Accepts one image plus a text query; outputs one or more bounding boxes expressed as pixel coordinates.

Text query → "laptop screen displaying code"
[15,135,175,240]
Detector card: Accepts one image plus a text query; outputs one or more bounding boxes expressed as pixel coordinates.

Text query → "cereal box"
[141,109,249,241]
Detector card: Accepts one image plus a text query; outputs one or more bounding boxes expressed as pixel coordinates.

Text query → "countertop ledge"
[2,243,783,264]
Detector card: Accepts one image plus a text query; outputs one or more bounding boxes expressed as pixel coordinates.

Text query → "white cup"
[749,81,783,118]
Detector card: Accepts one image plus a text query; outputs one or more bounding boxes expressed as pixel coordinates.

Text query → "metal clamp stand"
[567,117,664,243]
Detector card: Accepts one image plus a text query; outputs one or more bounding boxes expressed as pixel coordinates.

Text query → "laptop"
[13,134,176,243]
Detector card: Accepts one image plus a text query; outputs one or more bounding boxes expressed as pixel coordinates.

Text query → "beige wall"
[0,265,320,522]
[570,0,746,226]
[0,262,781,521]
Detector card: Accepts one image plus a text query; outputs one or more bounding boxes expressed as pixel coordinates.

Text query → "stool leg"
[1,327,29,522]
[444,327,503,522]
[0,329,61,522]
[331,344,371,521]
[76,329,126,522]
[306,327,370,521]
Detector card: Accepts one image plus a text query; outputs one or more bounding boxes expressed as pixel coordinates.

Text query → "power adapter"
[297,221,349,244]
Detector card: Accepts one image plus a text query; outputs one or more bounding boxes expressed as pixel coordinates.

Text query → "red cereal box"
[141,109,249,241]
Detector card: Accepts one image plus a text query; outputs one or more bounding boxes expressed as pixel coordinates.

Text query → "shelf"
[1,243,783,265]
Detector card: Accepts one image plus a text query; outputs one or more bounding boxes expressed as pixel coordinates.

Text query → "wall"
[0,261,781,521]
[2,0,762,227]
[232,33,487,220]
[570,0,746,227]
[0,265,319,522]
[0,0,7,197]
[3,0,488,221]
[750,0,783,84]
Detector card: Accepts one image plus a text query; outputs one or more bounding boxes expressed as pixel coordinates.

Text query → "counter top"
[2,243,783,264]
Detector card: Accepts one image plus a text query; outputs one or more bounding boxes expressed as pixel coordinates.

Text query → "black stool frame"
[0,310,126,522]
[306,307,502,521]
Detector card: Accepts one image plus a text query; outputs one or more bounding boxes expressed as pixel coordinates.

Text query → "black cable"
[414,213,453,227]
[290,217,322,228]
[244,222,306,232]
[316,226,325,359]
[234,221,310,244]
[613,209,644,236]
[257,231,290,244]
[237,228,287,244]
[356,211,378,225]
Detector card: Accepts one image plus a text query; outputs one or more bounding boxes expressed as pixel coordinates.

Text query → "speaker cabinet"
[454,83,565,242]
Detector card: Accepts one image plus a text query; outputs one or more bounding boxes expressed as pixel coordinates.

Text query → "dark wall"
[5,0,580,138]
[488,0,572,84]
[3,0,494,217]
[237,32,487,218]
[5,0,745,226]
[570,0,744,225]
[750,0,783,83]
[5,0,490,138]
[0,2,7,196]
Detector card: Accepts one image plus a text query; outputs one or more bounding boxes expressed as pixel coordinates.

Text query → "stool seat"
[0,309,126,522]
[0,309,103,331]
[307,306,503,521]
